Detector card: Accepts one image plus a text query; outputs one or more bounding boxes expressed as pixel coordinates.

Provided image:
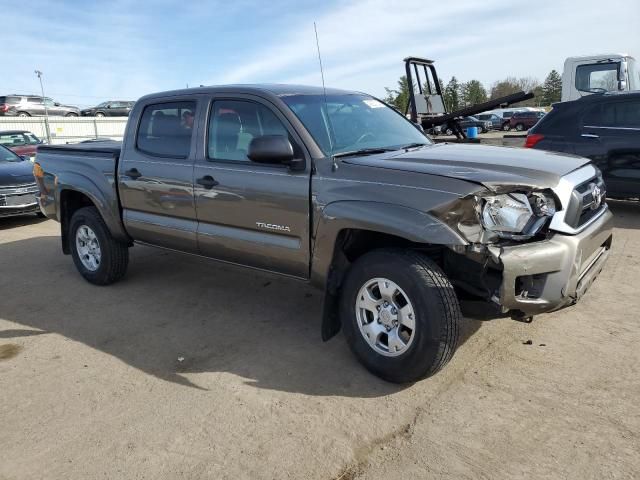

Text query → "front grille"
[564,176,606,229]
[0,183,39,208]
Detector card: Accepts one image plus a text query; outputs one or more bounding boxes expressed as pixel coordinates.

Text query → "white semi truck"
[562,53,638,101]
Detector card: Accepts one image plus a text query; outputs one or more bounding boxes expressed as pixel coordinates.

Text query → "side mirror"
[54,102,60,106]
[107,104,112,108]
[413,122,425,133]
[248,135,303,170]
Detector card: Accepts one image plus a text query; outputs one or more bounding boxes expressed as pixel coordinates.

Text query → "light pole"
[34,70,52,143]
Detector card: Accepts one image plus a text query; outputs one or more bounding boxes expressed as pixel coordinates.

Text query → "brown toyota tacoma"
[34,84,613,382]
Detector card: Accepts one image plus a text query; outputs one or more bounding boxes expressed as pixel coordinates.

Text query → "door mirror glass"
[248,135,295,165]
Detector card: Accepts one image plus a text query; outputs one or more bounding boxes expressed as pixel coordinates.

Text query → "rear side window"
[207,100,292,163]
[0,133,26,146]
[583,100,640,128]
[27,97,42,103]
[137,101,196,158]
[0,96,20,104]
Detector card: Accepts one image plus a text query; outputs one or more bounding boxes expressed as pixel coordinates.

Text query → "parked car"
[34,84,612,383]
[0,144,42,218]
[526,91,640,199]
[0,95,80,117]
[81,101,135,117]
[509,111,545,131]
[476,113,502,130]
[442,116,491,135]
[0,130,42,160]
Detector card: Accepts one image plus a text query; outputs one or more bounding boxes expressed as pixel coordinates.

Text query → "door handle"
[124,168,142,179]
[196,175,219,189]
[581,133,599,139]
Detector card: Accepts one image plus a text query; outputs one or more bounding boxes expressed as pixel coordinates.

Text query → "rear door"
[27,97,45,116]
[578,98,640,197]
[193,94,311,278]
[118,96,201,253]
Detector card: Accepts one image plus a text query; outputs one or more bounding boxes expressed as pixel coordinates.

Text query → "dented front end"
[432,164,614,317]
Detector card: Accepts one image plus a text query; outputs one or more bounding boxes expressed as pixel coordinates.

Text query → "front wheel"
[65,112,79,117]
[95,112,105,118]
[502,123,510,131]
[69,206,129,285]
[17,112,30,117]
[340,249,461,383]
[515,123,524,131]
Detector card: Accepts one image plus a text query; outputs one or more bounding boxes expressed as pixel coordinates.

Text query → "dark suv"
[0,95,80,117]
[81,101,135,117]
[527,91,640,199]
[509,111,545,131]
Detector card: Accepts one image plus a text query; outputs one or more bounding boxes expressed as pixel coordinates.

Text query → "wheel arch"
[312,201,467,340]
[57,180,129,253]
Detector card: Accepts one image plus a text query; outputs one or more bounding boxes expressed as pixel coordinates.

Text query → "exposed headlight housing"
[480,191,556,240]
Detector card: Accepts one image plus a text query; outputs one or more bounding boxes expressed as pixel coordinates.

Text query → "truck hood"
[343,143,591,190]
[0,159,35,186]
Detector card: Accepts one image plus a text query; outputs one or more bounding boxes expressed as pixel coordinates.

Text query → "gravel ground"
[1,201,638,480]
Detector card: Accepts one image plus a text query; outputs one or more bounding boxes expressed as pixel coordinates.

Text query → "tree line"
[384,70,562,113]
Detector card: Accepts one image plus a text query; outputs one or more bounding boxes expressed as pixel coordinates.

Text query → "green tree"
[541,70,562,105]
[384,75,411,113]
[461,80,487,106]
[444,76,461,111]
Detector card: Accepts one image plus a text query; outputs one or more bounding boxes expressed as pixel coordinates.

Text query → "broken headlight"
[480,191,556,240]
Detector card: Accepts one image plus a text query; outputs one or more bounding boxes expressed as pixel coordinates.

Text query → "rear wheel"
[95,112,105,117]
[502,123,510,131]
[65,112,78,117]
[17,111,30,117]
[341,249,461,383]
[69,206,129,285]
[445,127,453,135]
[515,123,525,131]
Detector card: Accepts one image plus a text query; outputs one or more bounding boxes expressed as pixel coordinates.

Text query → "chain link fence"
[0,117,127,144]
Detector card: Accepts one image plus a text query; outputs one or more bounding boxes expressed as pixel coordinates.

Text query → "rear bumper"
[497,208,613,316]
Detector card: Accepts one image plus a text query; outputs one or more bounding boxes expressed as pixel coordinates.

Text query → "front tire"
[502,123,510,131]
[69,206,129,285]
[515,123,524,131]
[65,112,79,117]
[340,249,461,383]
[17,111,30,117]
[95,112,105,118]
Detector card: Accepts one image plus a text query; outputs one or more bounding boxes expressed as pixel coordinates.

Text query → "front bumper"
[496,208,613,316]
[0,185,41,218]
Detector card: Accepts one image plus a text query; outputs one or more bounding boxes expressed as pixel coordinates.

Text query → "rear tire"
[17,111,30,117]
[340,249,461,383]
[65,112,78,117]
[515,123,524,131]
[502,123,510,131]
[95,112,105,118]
[69,206,129,285]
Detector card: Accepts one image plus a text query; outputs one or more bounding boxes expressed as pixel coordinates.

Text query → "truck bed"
[38,140,122,156]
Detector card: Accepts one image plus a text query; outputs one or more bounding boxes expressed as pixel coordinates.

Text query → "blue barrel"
[467,126,478,139]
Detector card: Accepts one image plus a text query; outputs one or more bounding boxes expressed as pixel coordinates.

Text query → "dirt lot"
[1,202,639,480]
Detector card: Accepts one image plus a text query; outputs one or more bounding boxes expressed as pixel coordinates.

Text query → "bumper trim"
[497,209,613,316]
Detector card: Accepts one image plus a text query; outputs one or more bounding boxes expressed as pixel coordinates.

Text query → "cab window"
[207,100,296,163]
[136,101,196,158]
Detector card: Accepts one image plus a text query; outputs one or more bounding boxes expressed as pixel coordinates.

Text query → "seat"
[214,113,244,160]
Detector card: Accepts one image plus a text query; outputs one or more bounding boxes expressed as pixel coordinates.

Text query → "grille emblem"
[591,184,603,210]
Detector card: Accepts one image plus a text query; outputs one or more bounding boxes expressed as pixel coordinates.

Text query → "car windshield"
[282,93,430,156]
[0,145,22,162]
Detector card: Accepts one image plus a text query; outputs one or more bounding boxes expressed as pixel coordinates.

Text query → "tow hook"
[511,311,534,323]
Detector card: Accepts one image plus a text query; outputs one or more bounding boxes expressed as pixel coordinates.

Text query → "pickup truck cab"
[34,84,613,383]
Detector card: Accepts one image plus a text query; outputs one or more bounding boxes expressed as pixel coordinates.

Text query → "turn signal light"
[33,162,44,178]
[525,134,544,148]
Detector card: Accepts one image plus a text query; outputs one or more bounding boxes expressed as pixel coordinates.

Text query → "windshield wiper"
[332,147,395,159]
[397,142,428,150]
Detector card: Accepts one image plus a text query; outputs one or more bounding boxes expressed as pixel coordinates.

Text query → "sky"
[1,0,638,108]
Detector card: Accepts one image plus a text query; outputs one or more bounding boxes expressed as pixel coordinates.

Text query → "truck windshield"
[282,94,430,156]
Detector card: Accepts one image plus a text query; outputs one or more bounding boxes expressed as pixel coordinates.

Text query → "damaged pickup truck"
[34,85,613,382]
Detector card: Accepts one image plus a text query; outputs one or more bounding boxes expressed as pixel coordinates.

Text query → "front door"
[193,95,311,278]
[118,98,200,253]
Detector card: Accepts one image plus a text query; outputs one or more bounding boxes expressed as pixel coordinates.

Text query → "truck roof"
[564,53,634,63]
[137,84,361,102]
